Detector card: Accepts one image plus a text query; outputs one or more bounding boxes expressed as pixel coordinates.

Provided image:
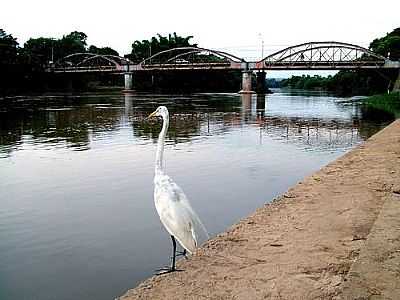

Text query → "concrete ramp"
[119,120,400,300]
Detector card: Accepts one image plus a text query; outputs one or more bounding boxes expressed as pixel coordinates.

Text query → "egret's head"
[148,106,169,119]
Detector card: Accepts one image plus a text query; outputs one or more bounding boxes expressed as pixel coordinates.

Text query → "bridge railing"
[51,65,122,73]
[138,61,241,71]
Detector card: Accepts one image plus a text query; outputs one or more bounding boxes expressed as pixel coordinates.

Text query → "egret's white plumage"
[148,106,208,270]
[154,173,198,253]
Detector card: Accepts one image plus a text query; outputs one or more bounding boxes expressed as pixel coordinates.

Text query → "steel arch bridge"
[50,47,245,73]
[48,41,400,92]
[49,41,399,73]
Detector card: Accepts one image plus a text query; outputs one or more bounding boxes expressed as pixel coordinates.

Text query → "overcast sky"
[2,0,399,77]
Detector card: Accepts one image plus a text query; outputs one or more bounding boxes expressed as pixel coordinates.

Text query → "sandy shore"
[119,120,400,300]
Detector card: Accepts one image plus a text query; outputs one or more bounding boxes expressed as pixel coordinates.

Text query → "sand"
[119,120,400,300]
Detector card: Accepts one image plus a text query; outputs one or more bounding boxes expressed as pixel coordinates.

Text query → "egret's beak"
[147,111,157,119]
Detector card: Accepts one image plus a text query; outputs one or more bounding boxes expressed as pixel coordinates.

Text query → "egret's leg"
[155,235,180,275]
[170,235,177,270]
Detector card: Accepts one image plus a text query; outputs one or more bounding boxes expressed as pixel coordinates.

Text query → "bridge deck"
[50,60,398,73]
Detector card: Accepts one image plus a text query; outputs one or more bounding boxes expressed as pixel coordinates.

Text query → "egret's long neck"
[155,113,169,174]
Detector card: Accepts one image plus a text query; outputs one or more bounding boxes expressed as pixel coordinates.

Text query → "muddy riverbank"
[119,120,400,300]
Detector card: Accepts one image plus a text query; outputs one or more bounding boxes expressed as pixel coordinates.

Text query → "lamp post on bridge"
[256,33,267,94]
[258,33,264,61]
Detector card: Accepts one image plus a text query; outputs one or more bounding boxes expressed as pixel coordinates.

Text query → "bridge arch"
[258,41,387,69]
[54,53,131,70]
[139,47,245,68]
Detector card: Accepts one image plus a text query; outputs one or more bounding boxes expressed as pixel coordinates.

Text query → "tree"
[370,28,400,60]
[0,29,22,94]
[58,31,88,57]
[128,33,197,63]
[88,45,119,56]
[23,37,56,67]
[0,29,18,64]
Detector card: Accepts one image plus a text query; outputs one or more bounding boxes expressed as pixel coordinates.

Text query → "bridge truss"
[256,41,388,70]
[137,47,244,71]
[53,53,130,73]
[49,42,398,73]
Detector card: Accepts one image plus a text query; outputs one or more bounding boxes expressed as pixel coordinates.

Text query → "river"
[0,89,392,300]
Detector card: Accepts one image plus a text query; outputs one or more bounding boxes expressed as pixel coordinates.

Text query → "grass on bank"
[365,92,400,119]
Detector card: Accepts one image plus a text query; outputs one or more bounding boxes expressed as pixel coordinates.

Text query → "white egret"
[148,106,209,274]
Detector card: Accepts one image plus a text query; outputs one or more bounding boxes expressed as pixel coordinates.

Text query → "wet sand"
[119,120,400,300]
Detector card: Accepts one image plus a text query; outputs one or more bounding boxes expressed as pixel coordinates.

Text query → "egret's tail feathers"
[190,222,198,249]
[189,208,210,244]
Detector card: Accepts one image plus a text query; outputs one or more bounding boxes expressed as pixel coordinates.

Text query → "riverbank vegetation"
[281,28,400,95]
[0,29,121,95]
[364,92,400,119]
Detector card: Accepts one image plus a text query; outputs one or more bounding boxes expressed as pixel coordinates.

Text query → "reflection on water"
[0,92,384,157]
[0,90,391,300]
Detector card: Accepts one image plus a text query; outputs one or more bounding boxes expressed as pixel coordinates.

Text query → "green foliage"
[281,75,333,90]
[23,31,119,67]
[128,33,196,62]
[87,45,119,56]
[59,31,88,55]
[282,70,396,95]
[330,27,400,94]
[0,29,22,94]
[0,29,120,95]
[0,29,18,64]
[23,37,56,67]
[22,31,88,68]
[370,28,400,60]
[365,92,400,118]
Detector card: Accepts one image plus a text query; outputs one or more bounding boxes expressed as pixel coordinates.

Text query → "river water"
[0,90,392,300]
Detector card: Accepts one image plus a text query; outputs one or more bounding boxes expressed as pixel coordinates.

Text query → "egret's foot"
[154,266,183,275]
[154,266,175,275]
[176,249,188,259]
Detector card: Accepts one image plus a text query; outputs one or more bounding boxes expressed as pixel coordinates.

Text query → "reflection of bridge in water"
[48,41,400,93]
[124,93,366,151]
[0,93,383,158]
[220,94,362,151]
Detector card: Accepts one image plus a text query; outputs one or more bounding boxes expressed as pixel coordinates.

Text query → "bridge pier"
[393,70,400,92]
[239,71,255,94]
[124,72,134,92]
[257,93,266,115]
[256,71,266,94]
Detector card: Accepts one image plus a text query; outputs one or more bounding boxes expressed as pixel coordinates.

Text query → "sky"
[1,0,399,77]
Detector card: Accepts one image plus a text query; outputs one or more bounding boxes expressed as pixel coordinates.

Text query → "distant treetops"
[0,29,19,64]
[369,28,400,60]
[0,29,196,69]
[0,30,119,69]
[127,33,196,63]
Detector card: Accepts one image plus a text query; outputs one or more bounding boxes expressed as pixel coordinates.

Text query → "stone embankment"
[119,120,400,300]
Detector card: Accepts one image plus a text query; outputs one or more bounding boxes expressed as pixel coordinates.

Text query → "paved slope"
[119,120,400,300]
